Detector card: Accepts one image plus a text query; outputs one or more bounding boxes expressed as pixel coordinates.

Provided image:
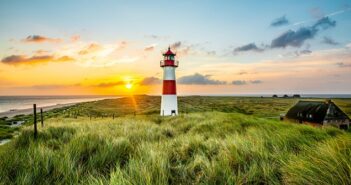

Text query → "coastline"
[0,102,78,118]
[0,96,121,118]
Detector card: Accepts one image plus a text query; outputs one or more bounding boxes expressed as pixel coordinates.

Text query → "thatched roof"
[285,100,349,124]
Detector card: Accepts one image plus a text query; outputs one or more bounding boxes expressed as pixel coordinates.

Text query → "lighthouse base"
[160,95,178,116]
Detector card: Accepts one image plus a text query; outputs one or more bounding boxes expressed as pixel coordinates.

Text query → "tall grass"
[0,112,350,184]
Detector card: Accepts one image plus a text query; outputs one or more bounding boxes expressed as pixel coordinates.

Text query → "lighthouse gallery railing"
[160,60,178,67]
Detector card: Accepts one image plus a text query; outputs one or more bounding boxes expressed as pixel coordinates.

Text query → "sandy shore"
[0,102,77,118]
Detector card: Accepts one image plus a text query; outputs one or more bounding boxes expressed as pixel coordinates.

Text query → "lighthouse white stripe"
[160,95,178,116]
[163,67,176,80]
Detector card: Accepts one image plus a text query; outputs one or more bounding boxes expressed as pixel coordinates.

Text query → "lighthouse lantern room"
[160,47,178,116]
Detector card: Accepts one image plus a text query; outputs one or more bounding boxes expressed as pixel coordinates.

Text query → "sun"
[125,82,133,89]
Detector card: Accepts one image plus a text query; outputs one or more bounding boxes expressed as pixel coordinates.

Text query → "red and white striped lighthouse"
[160,47,178,116]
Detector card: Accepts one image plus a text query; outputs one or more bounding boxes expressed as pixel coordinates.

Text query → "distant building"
[283,100,350,129]
[292,94,301,98]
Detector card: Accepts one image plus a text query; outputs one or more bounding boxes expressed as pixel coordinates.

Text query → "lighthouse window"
[170,56,174,60]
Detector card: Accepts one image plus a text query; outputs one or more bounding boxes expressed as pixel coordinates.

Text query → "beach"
[0,102,77,118]
[0,96,120,118]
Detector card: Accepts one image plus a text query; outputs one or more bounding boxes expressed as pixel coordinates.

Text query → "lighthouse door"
[171,110,176,116]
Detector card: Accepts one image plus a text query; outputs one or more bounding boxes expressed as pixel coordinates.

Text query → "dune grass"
[0,110,350,184]
[1,96,351,140]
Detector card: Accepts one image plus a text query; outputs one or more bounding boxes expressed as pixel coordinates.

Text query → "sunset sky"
[0,0,351,95]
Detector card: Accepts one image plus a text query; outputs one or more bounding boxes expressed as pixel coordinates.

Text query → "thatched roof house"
[284,100,350,129]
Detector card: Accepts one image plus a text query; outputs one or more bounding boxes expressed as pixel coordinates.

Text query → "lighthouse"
[160,47,178,116]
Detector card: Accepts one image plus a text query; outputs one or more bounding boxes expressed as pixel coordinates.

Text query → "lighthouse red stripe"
[162,80,176,94]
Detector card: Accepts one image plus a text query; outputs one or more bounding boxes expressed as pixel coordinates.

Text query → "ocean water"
[0,96,119,113]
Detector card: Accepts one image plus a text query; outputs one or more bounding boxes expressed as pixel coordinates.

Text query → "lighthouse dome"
[163,47,176,56]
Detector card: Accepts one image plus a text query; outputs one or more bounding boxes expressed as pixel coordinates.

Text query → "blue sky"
[0,0,350,95]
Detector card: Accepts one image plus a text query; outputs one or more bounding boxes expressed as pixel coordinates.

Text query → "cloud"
[10,84,81,91]
[250,80,263,84]
[23,35,61,43]
[233,43,264,54]
[237,71,248,75]
[231,16,337,53]
[231,80,263,85]
[271,17,336,49]
[78,43,103,55]
[271,15,289,27]
[300,49,312,54]
[139,77,161,85]
[271,27,317,48]
[166,42,214,57]
[280,49,312,58]
[313,17,336,30]
[34,50,49,55]
[145,35,169,40]
[144,44,156,51]
[70,35,80,42]
[118,41,128,50]
[207,51,216,55]
[178,73,226,85]
[30,84,79,90]
[322,36,339,45]
[147,35,160,39]
[232,80,247,85]
[93,81,125,87]
[335,62,351,68]
[1,55,74,65]
[171,41,182,49]
[299,49,312,55]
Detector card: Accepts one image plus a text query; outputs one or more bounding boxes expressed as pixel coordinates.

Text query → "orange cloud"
[139,77,161,85]
[34,50,49,55]
[78,43,103,55]
[118,41,128,49]
[1,55,74,65]
[144,45,155,51]
[144,44,157,51]
[70,35,80,42]
[92,81,125,87]
[22,35,62,43]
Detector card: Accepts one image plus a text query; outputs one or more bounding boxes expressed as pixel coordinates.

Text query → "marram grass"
[0,112,350,185]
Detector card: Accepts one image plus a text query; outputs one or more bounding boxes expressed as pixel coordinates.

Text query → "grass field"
[0,96,351,184]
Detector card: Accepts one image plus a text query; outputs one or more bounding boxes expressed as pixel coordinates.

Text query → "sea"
[0,95,120,113]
